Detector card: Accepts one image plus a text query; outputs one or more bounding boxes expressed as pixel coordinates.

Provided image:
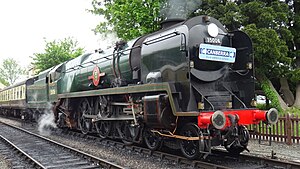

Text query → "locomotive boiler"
[0,15,278,159]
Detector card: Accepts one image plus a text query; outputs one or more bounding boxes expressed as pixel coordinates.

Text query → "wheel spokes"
[143,128,161,150]
[96,121,111,139]
[179,123,204,159]
[78,99,92,134]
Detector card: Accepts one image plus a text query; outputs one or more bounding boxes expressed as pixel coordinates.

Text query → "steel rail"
[0,134,46,169]
[212,149,300,169]
[3,117,299,169]
[73,129,300,169]
[0,121,125,169]
[67,131,231,169]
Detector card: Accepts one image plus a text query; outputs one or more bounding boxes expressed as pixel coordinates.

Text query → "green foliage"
[256,103,268,110]
[0,58,25,85]
[243,24,291,78]
[259,75,282,113]
[286,107,300,116]
[0,77,9,86]
[89,0,161,40]
[32,37,84,73]
[195,1,243,30]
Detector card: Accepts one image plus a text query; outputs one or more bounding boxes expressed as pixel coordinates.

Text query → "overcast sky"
[0,0,103,68]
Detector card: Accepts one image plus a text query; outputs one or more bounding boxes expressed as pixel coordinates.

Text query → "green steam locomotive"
[0,15,278,159]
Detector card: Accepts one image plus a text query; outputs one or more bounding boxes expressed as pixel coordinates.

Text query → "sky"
[0,0,104,68]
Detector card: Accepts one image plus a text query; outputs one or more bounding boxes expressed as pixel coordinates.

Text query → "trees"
[289,0,300,107]
[0,77,9,86]
[32,37,84,73]
[89,0,161,40]
[0,58,25,85]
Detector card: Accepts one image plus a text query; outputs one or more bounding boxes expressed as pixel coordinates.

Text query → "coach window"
[22,86,24,99]
[18,87,21,99]
[20,86,23,99]
[16,88,18,100]
[22,86,26,99]
[20,88,22,99]
[17,88,19,99]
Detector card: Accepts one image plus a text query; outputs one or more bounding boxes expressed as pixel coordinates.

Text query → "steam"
[160,0,202,20]
[98,32,119,49]
[37,103,57,136]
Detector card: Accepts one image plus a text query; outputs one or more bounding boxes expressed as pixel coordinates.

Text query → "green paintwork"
[57,40,136,94]
[141,25,189,83]
[27,85,48,103]
[26,68,51,108]
[141,25,191,111]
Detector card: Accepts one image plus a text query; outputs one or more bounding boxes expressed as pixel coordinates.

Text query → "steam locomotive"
[0,15,278,159]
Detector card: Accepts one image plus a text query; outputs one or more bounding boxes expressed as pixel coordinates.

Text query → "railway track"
[0,121,125,169]
[56,128,300,169]
[1,116,300,169]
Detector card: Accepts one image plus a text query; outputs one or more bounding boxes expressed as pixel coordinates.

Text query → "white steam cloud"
[37,103,57,136]
[160,0,202,20]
